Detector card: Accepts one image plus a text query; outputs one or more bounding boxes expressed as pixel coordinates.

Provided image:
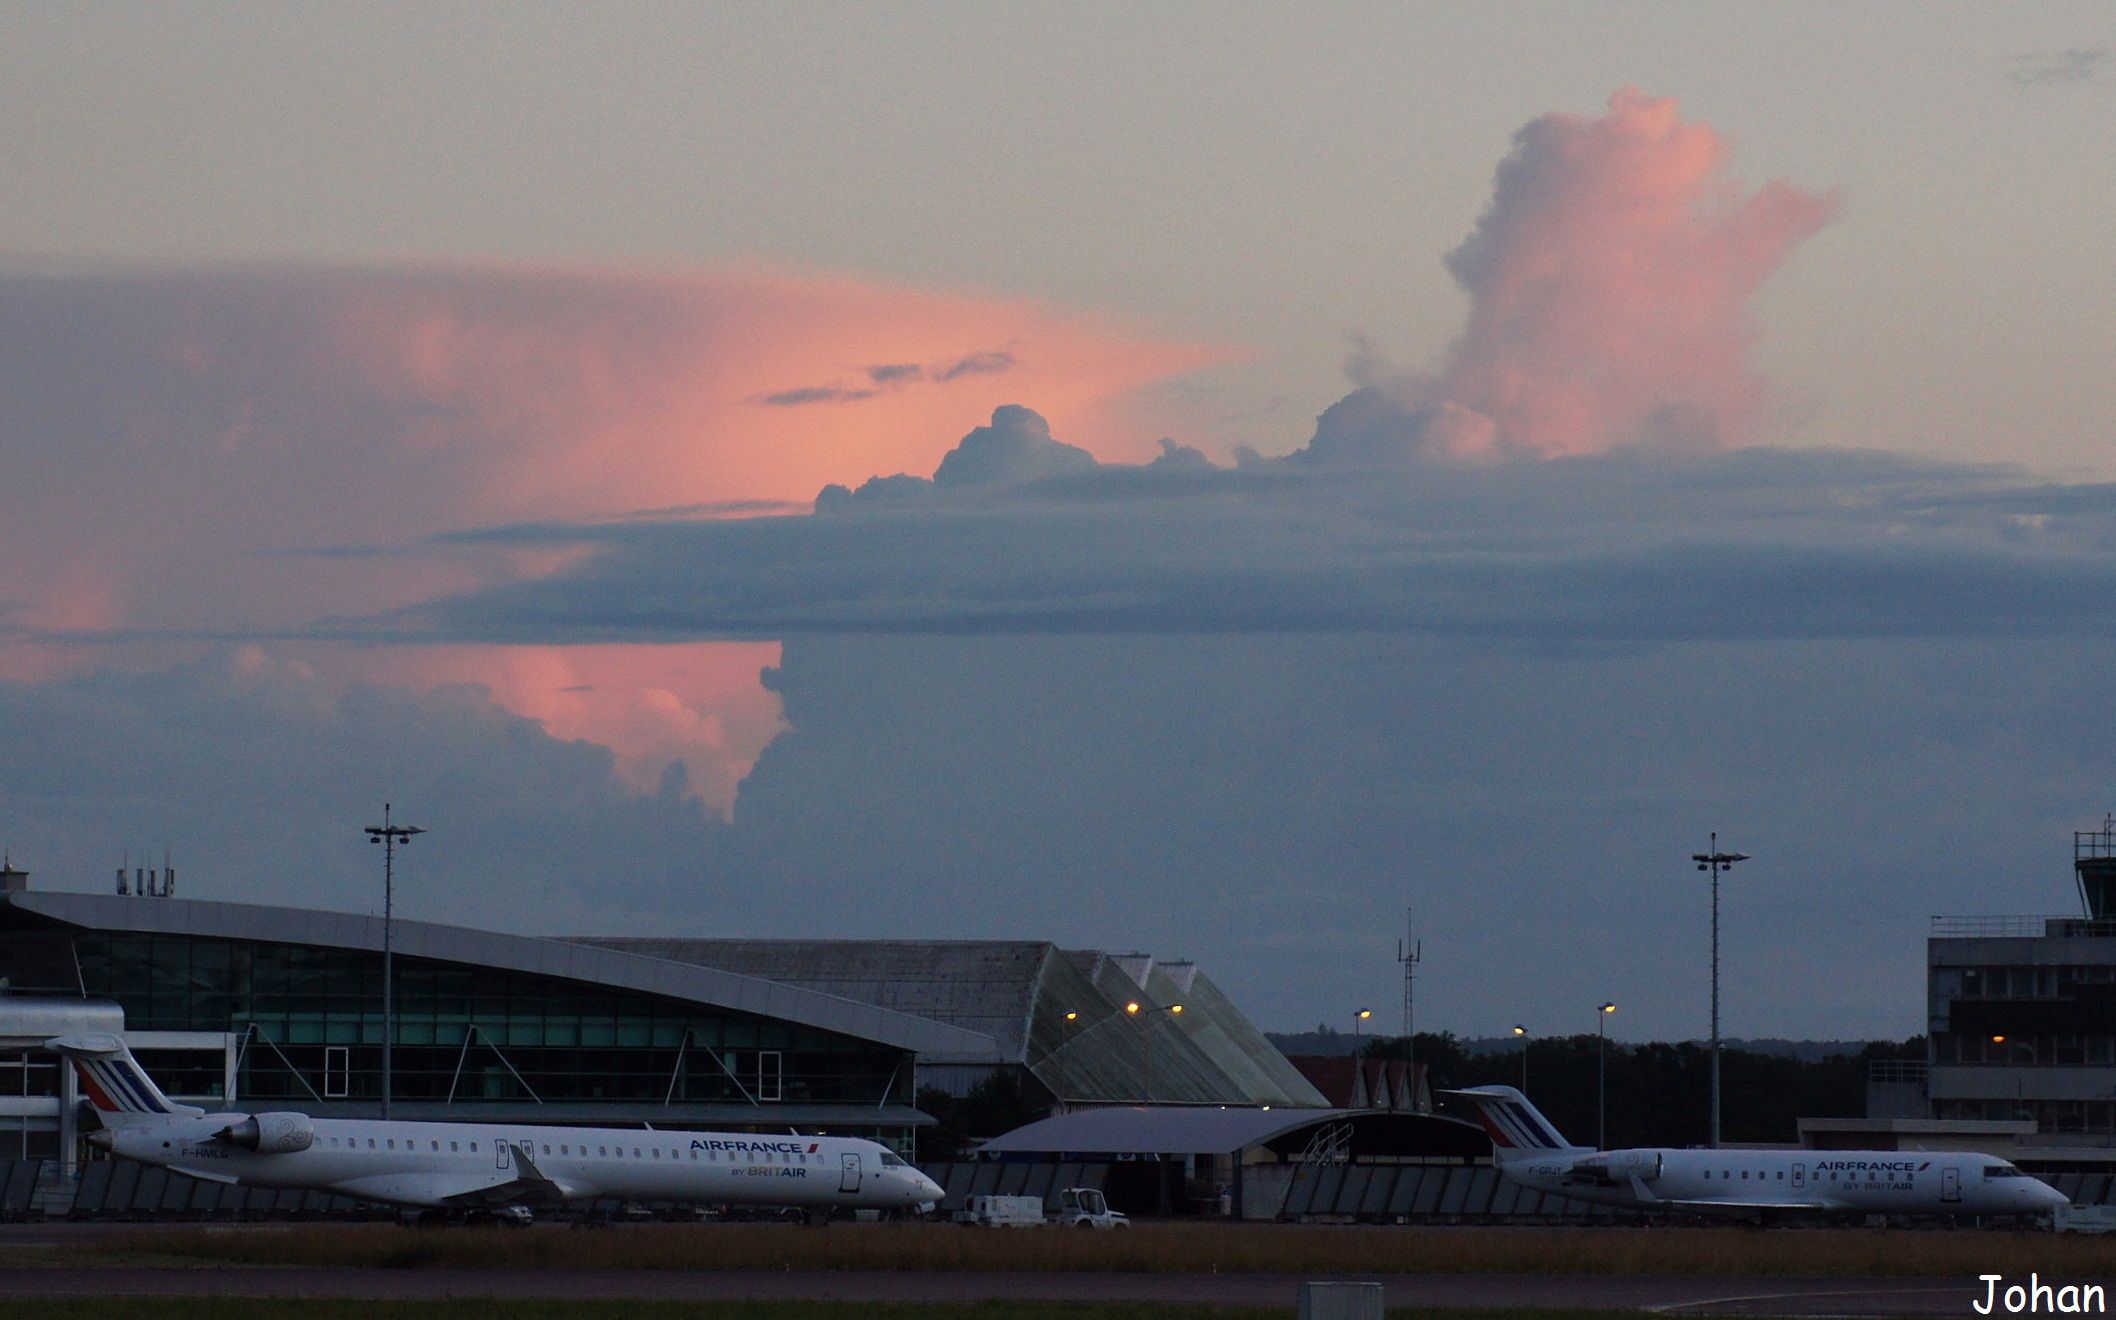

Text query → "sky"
[2,3,2113,1042]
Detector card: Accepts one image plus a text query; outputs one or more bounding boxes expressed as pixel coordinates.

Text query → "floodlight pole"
[1690,833,1748,1149]
[1596,1002,1615,1149]
[365,804,424,1121]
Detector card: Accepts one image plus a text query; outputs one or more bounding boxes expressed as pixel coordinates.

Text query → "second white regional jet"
[53,1033,943,1222]
[1446,1084,2066,1220]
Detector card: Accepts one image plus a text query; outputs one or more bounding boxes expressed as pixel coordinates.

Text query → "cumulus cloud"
[1415,87,1836,459]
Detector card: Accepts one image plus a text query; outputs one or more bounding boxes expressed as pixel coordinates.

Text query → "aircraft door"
[496,1138,511,1171]
[1791,1162,1805,1190]
[1942,1166,1961,1202]
[840,1152,861,1193]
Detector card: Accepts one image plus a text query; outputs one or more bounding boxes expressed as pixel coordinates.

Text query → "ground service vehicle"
[954,1194,1048,1227]
[2054,1204,2116,1234]
[1050,1186,1128,1228]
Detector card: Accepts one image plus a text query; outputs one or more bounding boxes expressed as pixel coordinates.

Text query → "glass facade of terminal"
[0,924,912,1120]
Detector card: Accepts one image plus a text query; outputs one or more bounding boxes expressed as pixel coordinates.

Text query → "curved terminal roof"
[583,938,1327,1108]
[977,1103,1492,1160]
[0,996,124,1044]
[4,891,993,1057]
[979,1105,1361,1156]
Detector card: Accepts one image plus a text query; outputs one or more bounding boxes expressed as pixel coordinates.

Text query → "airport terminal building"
[0,865,1317,1175]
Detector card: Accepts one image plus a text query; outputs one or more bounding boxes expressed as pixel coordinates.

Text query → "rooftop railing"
[1867,1058,1929,1084]
[1930,916,2116,938]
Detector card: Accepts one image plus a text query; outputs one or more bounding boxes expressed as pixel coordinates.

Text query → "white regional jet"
[52,1034,942,1222]
[1447,1085,2066,1220]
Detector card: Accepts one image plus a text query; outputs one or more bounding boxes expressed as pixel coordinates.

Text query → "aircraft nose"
[915,1172,944,1201]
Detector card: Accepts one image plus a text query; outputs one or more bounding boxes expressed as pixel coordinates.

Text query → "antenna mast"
[1397,913,1422,1109]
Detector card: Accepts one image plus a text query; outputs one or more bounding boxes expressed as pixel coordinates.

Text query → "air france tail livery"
[1446,1085,2065,1220]
[52,1034,942,1221]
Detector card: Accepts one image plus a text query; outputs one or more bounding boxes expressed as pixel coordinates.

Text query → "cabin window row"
[1701,1170,1787,1180]
[317,1136,828,1165]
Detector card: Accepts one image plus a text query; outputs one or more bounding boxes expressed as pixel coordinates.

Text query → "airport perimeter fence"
[1,1157,46,1220]
[66,1158,389,1221]
[1277,1162,1618,1222]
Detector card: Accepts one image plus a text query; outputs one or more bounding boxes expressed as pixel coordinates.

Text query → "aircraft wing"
[438,1144,574,1208]
[1652,1197,1847,1213]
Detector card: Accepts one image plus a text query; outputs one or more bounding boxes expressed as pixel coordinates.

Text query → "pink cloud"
[1430,87,1835,458]
[0,262,1234,807]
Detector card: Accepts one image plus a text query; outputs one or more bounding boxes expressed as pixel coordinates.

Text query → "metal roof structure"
[4,891,993,1057]
[0,996,123,1045]
[977,1103,1493,1161]
[978,1104,1359,1156]
[580,938,1327,1109]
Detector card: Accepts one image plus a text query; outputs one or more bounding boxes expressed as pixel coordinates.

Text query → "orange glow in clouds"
[0,262,1237,808]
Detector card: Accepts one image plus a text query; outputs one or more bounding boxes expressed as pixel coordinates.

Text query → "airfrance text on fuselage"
[690,1139,819,1155]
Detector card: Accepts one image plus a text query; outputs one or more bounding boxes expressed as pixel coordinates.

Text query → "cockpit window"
[880,1152,907,1168]
[1984,1164,2027,1179]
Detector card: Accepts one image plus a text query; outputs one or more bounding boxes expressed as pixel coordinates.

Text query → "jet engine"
[1563,1151,1662,1186]
[216,1112,315,1153]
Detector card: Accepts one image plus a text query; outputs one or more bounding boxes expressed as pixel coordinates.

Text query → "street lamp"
[1690,833,1749,1149]
[364,803,425,1121]
[1596,1001,1617,1150]
[1354,1008,1373,1042]
[1512,1024,1529,1093]
[1125,1000,1184,1104]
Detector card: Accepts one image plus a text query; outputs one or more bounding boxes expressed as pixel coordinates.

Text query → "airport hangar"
[0,869,1327,1183]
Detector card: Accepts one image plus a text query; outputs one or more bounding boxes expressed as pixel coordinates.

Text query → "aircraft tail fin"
[46,1034,203,1123]
[1442,1085,1590,1161]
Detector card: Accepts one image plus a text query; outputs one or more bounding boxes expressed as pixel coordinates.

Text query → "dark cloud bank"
[398,401,2116,648]
[322,399,2116,1038]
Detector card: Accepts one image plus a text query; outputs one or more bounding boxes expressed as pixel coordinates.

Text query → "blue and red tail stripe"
[1464,1094,1568,1150]
[74,1057,170,1114]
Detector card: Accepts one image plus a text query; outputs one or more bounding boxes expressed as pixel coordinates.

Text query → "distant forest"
[1268,1029,1926,1148]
